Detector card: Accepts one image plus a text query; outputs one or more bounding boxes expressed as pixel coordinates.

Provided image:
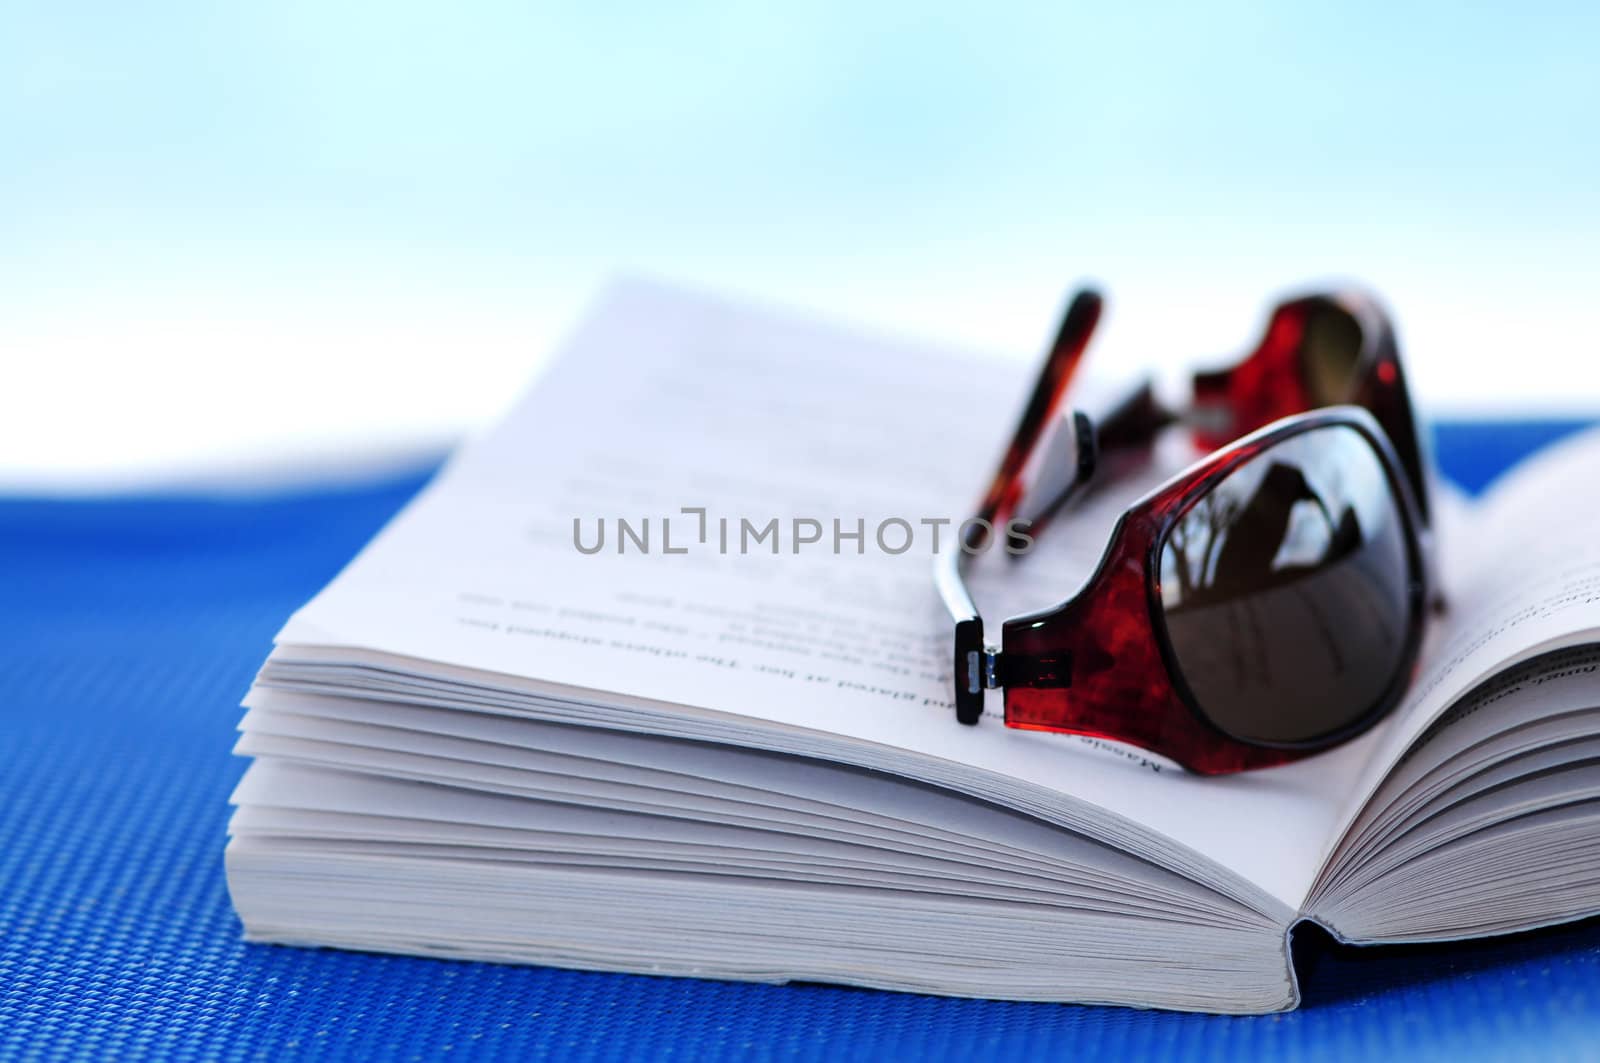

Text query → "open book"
[228,280,1600,1013]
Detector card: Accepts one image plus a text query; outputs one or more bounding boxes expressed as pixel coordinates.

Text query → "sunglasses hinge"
[981,648,1002,691]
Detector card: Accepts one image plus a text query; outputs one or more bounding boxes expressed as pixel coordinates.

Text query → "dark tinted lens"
[1157,425,1414,745]
[1299,302,1364,406]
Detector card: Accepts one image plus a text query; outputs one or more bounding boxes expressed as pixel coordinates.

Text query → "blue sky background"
[3,2,1597,482]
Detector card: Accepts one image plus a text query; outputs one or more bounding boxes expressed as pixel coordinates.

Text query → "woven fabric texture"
[2,419,1596,1061]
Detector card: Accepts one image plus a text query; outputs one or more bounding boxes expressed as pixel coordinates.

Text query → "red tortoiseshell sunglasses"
[936,287,1436,774]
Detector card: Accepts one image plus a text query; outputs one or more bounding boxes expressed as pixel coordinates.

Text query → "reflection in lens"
[1300,302,1364,406]
[1157,425,1414,745]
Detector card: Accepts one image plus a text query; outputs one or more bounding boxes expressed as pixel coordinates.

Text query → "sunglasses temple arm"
[939,288,1103,726]
[966,288,1104,543]
[933,546,989,724]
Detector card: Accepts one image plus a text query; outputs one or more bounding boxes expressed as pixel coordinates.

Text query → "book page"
[275,279,1388,913]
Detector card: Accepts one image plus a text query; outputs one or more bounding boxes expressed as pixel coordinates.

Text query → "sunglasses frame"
[939,290,1437,774]
[1191,291,1431,526]
[1005,408,1431,773]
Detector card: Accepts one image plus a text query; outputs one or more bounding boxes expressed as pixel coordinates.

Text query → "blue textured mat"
[2,419,1597,1061]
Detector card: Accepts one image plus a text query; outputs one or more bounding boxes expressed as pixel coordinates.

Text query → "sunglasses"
[936,288,1436,774]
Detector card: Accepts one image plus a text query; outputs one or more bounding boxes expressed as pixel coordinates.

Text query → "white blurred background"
[4,2,1597,488]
